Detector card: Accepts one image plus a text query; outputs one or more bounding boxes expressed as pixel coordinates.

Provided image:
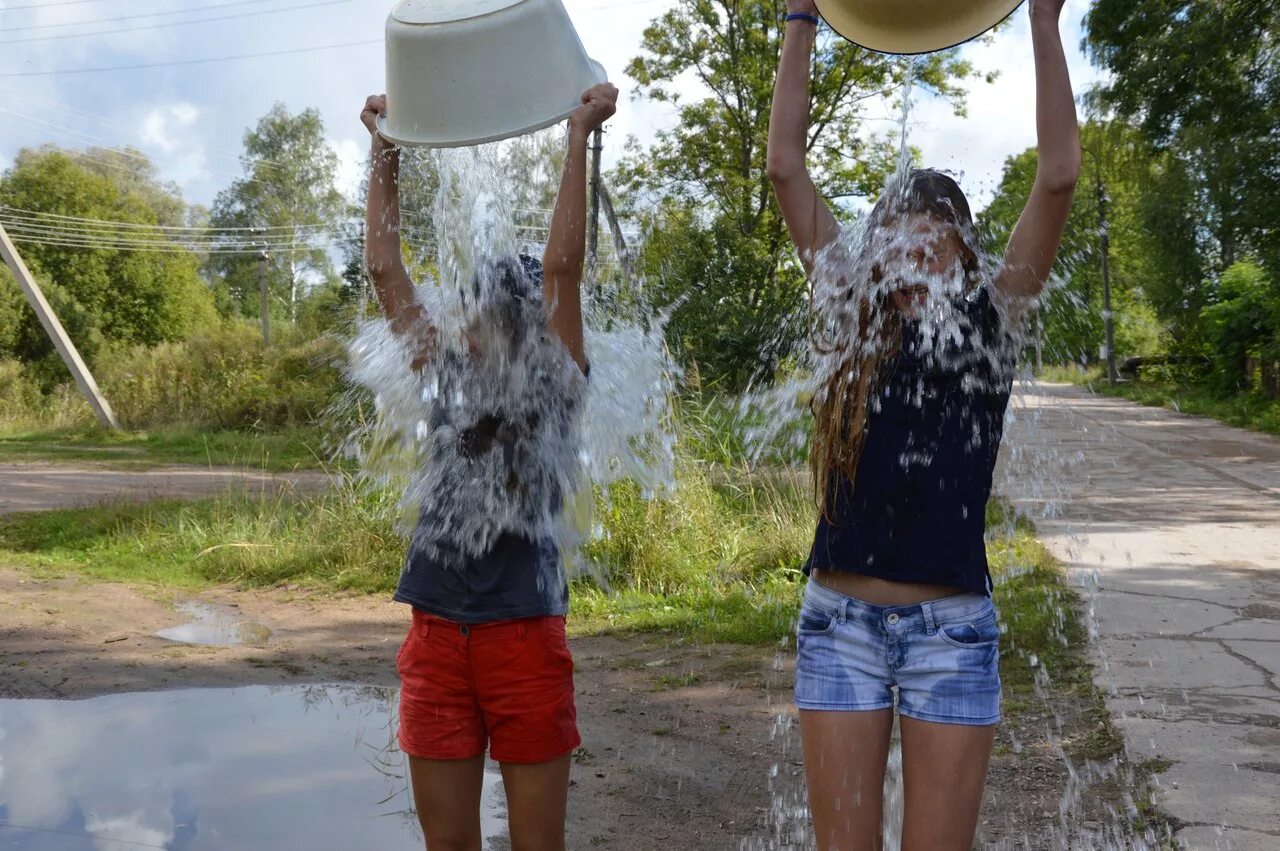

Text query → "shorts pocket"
[797,603,838,636]
[937,612,1001,649]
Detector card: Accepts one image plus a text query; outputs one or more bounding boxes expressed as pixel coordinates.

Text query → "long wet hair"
[809,169,982,517]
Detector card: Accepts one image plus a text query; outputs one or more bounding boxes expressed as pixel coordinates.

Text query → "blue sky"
[0,0,1101,213]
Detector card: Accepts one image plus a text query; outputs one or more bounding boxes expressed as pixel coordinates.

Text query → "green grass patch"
[1099,381,1280,435]
[1041,364,1280,436]
[0,425,333,470]
[0,483,403,592]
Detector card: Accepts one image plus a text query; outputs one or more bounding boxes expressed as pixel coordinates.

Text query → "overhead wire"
[1,0,283,32]
[0,0,353,45]
[0,91,299,178]
[0,106,291,191]
[0,204,341,232]
[0,37,385,78]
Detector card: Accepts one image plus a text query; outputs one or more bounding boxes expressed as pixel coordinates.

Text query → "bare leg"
[899,716,996,851]
[500,753,572,851]
[800,709,895,851]
[408,755,486,851]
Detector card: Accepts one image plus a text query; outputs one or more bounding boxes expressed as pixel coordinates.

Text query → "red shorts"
[396,610,580,764]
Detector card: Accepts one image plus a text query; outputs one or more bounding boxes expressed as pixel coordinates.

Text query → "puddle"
[0,685,507,850]
[154,602,273,647]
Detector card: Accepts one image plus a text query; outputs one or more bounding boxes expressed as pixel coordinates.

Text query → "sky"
[0,0,1102,216]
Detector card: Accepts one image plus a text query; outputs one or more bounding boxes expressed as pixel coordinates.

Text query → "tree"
[0,146,213,379]
[1202,260,1280,396]
[981,120,1171,363]
[207,104,345,324]
[1086,0,1280,276]
[615,0,984,388]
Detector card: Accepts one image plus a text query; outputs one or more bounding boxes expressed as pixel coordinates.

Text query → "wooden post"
[0,221,120,430]
[258,249,271,346]
[597,180,635,283]
[587,127,603,277]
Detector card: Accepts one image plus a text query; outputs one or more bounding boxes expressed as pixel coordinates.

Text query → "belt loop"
[517,621,527,641]
[921,601,938,635]
[838,598,848,624]
[421,617,430,640]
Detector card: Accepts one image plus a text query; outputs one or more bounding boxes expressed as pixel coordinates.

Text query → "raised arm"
[542,83,618,374]
[993,0,1081,303]
[360,95,435,366]
[767,1,840,272]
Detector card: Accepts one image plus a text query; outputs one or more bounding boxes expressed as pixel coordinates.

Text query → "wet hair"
[810,169,980,517]
[462,253,544,351]
[873,168,980,283]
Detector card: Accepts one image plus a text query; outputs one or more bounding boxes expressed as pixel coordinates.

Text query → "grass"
[0,453,1171,841]
[0,424,335,470]
[1040,363,1280,436]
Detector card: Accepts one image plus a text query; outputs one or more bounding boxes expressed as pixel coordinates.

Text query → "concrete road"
[1000,383,1280,851]
[0,462,329,515]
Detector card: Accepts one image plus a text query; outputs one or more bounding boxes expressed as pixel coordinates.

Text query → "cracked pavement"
[999,383,1280,851]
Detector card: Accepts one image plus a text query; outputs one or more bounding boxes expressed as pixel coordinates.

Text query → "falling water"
[333,69,1181,850]
[729,61,1175,850]
[340,132,679,579]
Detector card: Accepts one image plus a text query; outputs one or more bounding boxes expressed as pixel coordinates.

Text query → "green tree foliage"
[1086,0,1280,276]
[1202,260,1280,394]
[616,0,983,389]
[981,121,1168,363]
[207,104,345,324]
[0,146,213,382]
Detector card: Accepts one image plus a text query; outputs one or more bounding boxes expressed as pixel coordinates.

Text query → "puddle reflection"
[0,685,507,850]
[154,602,273,648]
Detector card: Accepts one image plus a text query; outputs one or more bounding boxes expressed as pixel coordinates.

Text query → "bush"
[581,458,812,595]
[96,323,347,430]
[0,359,41,422]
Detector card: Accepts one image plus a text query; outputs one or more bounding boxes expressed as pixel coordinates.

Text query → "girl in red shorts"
[359,82,618,851]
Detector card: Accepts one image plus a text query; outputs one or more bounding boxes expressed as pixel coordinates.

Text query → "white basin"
[815,0,1026,55]
[379,0,607,148]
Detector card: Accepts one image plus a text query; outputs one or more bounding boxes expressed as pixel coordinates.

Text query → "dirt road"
[0,460,1106,849]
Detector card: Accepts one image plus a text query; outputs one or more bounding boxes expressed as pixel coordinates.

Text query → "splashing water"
[340,134,679,576]
[733,64,1174,850]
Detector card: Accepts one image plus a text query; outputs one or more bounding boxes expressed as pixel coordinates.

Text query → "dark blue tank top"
[393,355,582,626]
[806,286,1015,596]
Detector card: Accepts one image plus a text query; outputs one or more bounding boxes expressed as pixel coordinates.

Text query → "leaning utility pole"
[0,221,120,429]
[1097,174,1118,387]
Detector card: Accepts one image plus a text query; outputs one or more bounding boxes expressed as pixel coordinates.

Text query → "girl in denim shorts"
[359,81,617,851]
[767,0,1080,847]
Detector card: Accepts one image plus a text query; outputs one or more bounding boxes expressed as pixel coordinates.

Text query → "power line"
[0,0,352,45]
[0,224,327,249]
[0,0,139,10]
[1,0,281,32]
[0,37,383,78]
[0,107,287,190]
[0,91,298,177]
[0,205,340,233]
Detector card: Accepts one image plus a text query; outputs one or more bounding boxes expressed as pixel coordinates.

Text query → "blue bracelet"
[786,12,821,26]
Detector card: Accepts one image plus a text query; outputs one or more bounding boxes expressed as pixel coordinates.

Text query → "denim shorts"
[794,578,1002,726]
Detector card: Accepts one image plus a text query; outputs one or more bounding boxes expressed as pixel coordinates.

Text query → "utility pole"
[0,221,120,430]
[258,247,271,346]
[1097,173,1118,387]
[587,127,603,277]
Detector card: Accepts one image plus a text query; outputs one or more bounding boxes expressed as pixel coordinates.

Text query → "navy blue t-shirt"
[393,350,583,625]
[806,285,1015,596]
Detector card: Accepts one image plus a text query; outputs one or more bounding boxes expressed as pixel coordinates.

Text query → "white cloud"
[140,103,201,154]
[0,0,1105,219]
[331,136,365,201]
